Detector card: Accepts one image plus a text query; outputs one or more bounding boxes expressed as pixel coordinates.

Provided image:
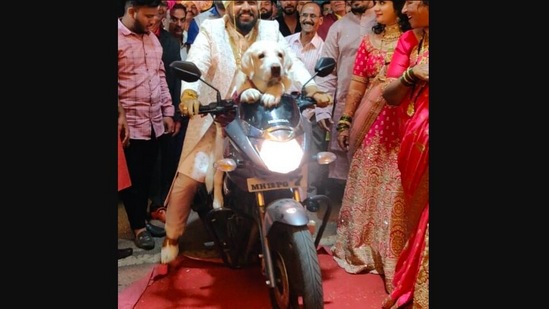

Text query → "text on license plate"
[246,174,307,192]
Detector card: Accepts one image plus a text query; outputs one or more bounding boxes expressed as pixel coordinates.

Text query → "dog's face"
[240,40,293,85]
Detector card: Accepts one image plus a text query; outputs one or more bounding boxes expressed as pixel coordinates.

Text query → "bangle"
[406,67,419,81]
[339,114,353,123]
[400,75,415,87]
[338,119,352,127]
[400,68,417,87]
[336,122,350,132]
[403,68,419,84]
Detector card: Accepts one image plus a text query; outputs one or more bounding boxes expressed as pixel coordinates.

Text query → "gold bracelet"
[340,114,353,122]
[338,119,352,127]
[406,67,418,81]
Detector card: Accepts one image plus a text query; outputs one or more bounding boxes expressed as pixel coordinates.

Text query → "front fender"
[264,198,309,234]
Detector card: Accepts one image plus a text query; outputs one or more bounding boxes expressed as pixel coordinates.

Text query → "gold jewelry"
[406,101,415,116]
[406,31,429,117]
[381,23,401,65]
[225,15,259,68]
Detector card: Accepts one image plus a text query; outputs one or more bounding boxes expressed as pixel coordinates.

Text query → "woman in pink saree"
[381,1,429,307]
[330,0,411,293]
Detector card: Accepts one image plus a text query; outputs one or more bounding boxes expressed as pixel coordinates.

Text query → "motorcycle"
[170,57,337,309]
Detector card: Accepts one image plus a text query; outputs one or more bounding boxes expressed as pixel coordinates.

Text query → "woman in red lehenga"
[330,0,411,293]
[381,1,429,308]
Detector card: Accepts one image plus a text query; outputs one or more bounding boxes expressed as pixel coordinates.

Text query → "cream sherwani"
[175,16,316,191]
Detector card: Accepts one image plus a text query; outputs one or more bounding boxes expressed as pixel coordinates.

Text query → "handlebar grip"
[198,100,237,115]
[181,101,236,117]
[198,102,221,113]
[296,96,316,112]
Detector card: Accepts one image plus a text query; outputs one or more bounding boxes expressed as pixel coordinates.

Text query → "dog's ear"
[240,50,255,77]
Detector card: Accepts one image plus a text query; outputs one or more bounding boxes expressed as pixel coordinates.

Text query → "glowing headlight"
[259,139,303,173]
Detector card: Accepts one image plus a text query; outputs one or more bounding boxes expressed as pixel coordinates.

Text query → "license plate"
[246,173,307,192]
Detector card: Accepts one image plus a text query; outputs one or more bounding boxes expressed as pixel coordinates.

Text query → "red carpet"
[118,248,388,309]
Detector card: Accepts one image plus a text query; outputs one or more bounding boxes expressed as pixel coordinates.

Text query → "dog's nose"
[271,65,281,77]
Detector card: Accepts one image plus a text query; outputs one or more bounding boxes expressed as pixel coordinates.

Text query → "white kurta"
[176,17,317,192]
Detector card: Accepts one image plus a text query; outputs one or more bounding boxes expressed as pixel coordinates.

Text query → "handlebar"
[181,99,237,117]
[181,94,319,117]
[295,95,316,113]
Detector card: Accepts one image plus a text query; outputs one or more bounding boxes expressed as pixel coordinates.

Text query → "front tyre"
[268,223,323,309]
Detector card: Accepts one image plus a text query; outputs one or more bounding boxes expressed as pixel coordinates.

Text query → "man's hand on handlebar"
[180,89,200,117]
[304,85,333,108]
[312,92,333,108]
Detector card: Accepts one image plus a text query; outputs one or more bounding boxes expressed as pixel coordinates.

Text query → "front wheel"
[268,223,323,309]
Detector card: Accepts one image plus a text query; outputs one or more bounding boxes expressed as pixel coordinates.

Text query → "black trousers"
[119,134,159,231]
[149,118,188,209]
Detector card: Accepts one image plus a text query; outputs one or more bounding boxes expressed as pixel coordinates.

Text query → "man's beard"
[235,15,258,34]
[351,5,367,14]
[134,22,149,34]
[260,10,273,19]
[282,6,295,15]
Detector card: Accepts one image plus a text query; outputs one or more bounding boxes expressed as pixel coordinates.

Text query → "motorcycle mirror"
[299,57,336,96]
[169,61,202,82]
[314,57,336,77]
[170,60,222,103]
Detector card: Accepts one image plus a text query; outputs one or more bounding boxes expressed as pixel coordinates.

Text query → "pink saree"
[382,30,429,308]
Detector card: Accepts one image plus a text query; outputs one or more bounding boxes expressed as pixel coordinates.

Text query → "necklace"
[406,30,429,117]
[225,15,258,68]
[380,23,401,65]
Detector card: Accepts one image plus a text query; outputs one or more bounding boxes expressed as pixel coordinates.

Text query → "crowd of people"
[117,1,429,308]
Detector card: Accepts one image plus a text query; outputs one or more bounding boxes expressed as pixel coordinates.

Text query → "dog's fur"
[162,42,295,265]
[235,40,293,108]
[210,40,295,211]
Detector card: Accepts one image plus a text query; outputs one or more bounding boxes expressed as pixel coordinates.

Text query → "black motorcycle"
[170,57,337,309]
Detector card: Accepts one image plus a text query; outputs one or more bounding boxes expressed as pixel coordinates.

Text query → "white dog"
[208,40,295,211]
[235,40,293,108]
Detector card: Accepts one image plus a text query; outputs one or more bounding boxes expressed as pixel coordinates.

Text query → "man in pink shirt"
[118,0,175,250]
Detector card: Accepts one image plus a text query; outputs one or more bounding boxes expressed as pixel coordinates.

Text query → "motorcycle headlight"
[259,139,303,173]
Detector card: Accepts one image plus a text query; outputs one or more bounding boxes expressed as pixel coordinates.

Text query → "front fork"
[255,191,276,288]
[256,189,316,288]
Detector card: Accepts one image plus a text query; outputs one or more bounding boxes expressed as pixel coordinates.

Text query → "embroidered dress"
[331,29,407,293]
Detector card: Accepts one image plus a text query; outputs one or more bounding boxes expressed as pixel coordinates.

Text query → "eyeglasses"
[169,16,186,24]
[300,13,319,19]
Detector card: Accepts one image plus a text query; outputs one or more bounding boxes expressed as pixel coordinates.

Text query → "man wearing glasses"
[285,1,328,196]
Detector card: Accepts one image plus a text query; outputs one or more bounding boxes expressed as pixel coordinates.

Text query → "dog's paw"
[261,93,281,108]
[240,88,262,104]
[160,237,179,264]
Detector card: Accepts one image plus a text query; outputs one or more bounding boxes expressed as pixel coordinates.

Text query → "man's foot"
[160,237,179,264]
[118,248,133,259]
[135,230,155,250]
[146,221,166,237]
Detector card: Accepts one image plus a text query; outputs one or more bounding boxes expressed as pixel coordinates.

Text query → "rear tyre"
[268,223,323,309]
